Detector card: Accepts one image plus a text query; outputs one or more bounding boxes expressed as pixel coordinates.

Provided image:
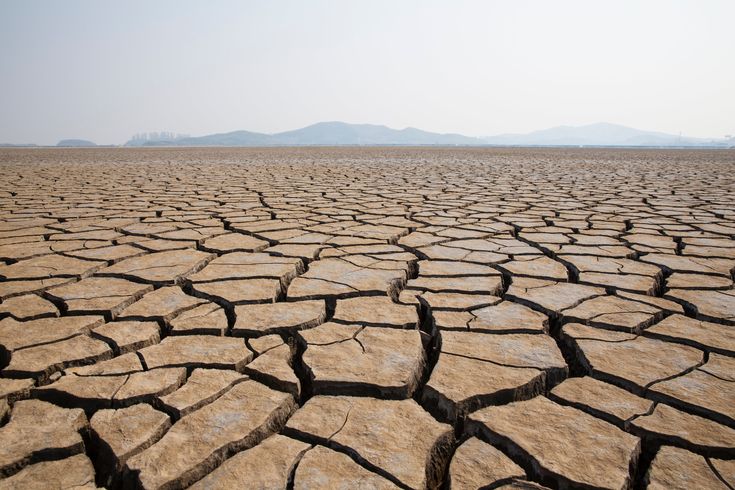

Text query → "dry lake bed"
[0,146,734,489]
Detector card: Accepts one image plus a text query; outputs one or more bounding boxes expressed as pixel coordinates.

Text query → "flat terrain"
[0,147,734,489]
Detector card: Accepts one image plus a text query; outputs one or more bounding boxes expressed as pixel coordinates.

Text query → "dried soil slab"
[684,244,735,259]
[44,277,153,318]
[0,278,71,301]
[158,368,246,419]
[169,303,228,336]
[333,296,418,328]
[189,434,310,490]
[294,445,401,489]
[2,334,112,381]
[0,227,51,241]
[91,403,171,485]
[618,290,685,314]
[191,278,282,305]
[0,294,58,320]
[188,252,303,284]
[100,249,214,285]
[405,275,503,295]
[560,254,662,277]
[120,222,179,236]
[124,380,296,489]
[284,396,454,489]
[449,437,526,489]
[132,238,197,252]
[287,257,408,300]
[506,278,604,315]
[49,229,122,242]
[666,272,734,289]
[233,300,326,337]
[579,271,658,294]
[0,453,97,489]
[138,336,253,371]
[665,289,735,325]
[0,378,34,403]
[416,244,508,264]
[265,243,326,260]
[712,459,735,487]
[699,353,735,381]
[519,231,571,245]
[430,310,473,330]
[92,320,160,354]
[0,254,105,280]
[644,314,735,355]
[648,355,735,427]
[0,315,104,352]
[200,232,269,253]
[66,352,143,376]
[561,294,663,332]
[641,254,735,276]
[399,290,501,311]
[399,231,448,248]
[625,233,677,251]
[33,368,186,412]
[468,396,640,490]
[63,244,144,264]
[556,244,635,258]
[319,244,409,258]
[418,260,499,277]
[153,227,226,243]
[500,256,569,280]
[468,301,549,333]
[423,331,567,420]
[443,238,538,255]
[244,336,299,395]
[0,399,88,478]
[549,376,652,427]
[631,403,735,456]
[301,323,425,397]
[117,286,206,323]
[0,242,67,262]
[646,445,730,490]
[562,323,703,393]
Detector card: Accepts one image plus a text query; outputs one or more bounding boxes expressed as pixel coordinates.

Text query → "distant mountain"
[170,130,273,147]
[124,122,483,147]
[271,122,481,145]
[57,139,97,147]
[116,121,732,148]
[483,122,722,147]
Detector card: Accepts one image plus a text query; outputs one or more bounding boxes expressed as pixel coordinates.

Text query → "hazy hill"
[271,122,482,145]
[57,139,97,147]
[170,130,273,147]
[124,122,484,146]
[121,121,731,147]
[483,122,717,147]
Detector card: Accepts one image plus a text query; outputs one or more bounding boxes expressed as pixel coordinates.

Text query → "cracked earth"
[0,147,734,489]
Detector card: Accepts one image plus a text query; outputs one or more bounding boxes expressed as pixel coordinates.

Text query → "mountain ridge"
[4,122,731,147]
[124,121,730,147]
[125,121,483,147]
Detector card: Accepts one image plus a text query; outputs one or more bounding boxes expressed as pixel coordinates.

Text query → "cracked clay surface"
[0,146,734,489]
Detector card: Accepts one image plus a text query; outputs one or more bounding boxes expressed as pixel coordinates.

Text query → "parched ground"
[0,147,734,489]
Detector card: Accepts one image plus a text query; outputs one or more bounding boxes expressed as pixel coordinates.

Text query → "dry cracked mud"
[0,146,734,489]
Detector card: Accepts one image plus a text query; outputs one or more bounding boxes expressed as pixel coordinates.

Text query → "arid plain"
[0,147,734,489]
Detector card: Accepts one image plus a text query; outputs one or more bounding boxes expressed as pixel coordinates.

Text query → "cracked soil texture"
[0,147,734,489]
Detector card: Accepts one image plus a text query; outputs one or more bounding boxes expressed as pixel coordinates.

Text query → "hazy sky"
[1,0,733,144]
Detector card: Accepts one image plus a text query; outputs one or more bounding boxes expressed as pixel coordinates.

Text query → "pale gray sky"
[1,0,733,144]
